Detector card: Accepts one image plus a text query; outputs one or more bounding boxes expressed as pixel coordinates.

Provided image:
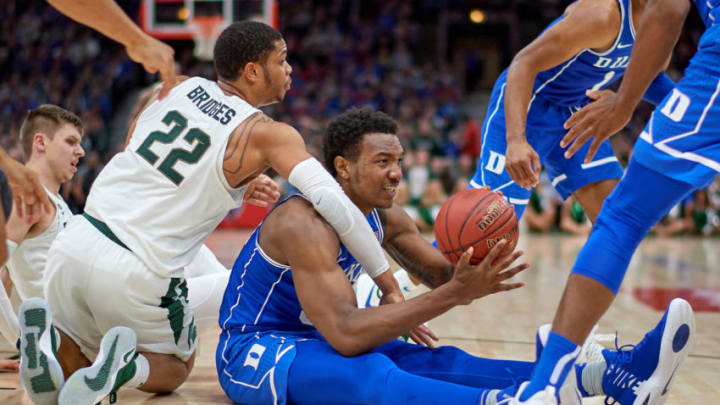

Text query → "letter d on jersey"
[593,57,612,68]
[243,343,266,371]
[486,151,506,175]
[660,89,691,122]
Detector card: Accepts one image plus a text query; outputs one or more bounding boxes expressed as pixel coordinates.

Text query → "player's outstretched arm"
[46,0,176,98]
[378,205,454,289]
[504,0,618,189]
[238,118,390,279]
[282,205,528,356]
[561,0,690,162]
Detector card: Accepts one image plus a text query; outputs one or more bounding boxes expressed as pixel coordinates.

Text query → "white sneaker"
[19,298,64,405]
[58,326,137,405]
[512,382,559,405]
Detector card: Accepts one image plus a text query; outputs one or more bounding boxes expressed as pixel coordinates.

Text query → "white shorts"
[44,215,197,362]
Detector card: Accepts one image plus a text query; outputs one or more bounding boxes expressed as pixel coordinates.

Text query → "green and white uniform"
[45,77,258,361]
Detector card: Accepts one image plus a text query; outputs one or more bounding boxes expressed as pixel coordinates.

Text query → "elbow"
[326,335,366,357]
[507,50,537,78]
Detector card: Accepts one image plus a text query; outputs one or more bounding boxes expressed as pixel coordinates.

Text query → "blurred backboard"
[139,0,278,40]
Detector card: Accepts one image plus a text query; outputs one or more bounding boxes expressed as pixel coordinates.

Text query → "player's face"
[260,40,292,105]
[346,133,403,212]
[46,123,84,183]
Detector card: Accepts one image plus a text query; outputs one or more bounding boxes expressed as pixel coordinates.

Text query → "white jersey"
[6,187,72,300]
[85,77,259,278]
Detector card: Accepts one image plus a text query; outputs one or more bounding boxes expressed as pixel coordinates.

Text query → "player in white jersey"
[20,21,398,405]
[0,106,82,370]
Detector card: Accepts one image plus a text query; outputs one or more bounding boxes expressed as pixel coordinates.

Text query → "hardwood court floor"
[1,230,719,404]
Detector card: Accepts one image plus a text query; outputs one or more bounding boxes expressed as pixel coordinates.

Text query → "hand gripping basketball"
[450,241,529,305]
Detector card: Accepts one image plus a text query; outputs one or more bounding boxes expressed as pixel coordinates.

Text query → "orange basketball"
[434,188,519,264]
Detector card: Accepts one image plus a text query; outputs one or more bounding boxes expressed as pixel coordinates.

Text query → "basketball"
[434,188,519,264]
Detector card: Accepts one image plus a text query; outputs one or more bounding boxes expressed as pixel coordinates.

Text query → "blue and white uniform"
[633,0,720,189]
[216,195,534,405]
[472,0,673,217]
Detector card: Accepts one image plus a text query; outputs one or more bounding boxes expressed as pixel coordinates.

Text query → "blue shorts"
[633,25,720,189]
[471,72,623,217]
[217,328,534,405]
[216,329,317,405]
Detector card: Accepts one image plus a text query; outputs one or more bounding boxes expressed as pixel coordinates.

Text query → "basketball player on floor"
[512,0,706,403]
[0,106,83,361]
[472,0,673,221]
[0,106,247,363]
[216,107,686,405]
[18,21,401,405]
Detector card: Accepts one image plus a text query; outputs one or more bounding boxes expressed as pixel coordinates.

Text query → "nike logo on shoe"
[122,348,135,364]
[84,335,118,391]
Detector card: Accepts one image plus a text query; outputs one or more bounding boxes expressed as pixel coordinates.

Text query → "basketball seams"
[456,191,495,252]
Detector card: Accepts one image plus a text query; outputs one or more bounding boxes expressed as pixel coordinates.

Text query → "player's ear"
[33,132,47,153]
[334,156,351,180]
[243,62,260,83]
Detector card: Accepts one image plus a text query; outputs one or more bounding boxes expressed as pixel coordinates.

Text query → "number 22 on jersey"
[136,110,211,186]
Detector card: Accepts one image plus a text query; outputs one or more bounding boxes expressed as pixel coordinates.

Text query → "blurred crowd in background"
[1,0,718,237]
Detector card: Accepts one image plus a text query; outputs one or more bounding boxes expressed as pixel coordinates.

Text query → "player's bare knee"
[573,178,619,222]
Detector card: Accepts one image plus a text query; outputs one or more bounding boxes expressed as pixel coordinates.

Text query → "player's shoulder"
[263,196,338,243]
[564,0,620,28]
[235,114,301,145]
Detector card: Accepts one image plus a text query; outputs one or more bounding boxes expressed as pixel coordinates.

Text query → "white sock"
[125,353,150,388]
[582,361,606,396]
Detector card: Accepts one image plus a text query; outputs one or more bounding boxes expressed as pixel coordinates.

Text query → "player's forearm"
[504,60,537,142]
[47,0,147,48]
[615,0,688,110]
[332,284,461,356]
[384,244,453,288]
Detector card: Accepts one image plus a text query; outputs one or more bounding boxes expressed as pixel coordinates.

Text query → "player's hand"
[450,241,528,304]
[243,174,281,207]
[0,359,19,371]
[379,291,439,348]
[125,34,177,99]
[561,89,633,163]
[505,138,540,189]
[2,158,51,224]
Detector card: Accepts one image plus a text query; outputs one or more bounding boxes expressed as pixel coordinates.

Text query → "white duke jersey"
[85,77,259,278]
[6,188,72,299]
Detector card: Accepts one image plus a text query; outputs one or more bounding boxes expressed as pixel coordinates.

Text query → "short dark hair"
[323,108,398,176]
[19,104,83,160]
[214,21,283,81]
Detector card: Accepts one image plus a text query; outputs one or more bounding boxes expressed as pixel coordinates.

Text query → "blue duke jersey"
[216,195,384,405]
[530,0,636,106]
[218,195,384,334]
[695,0,720,28]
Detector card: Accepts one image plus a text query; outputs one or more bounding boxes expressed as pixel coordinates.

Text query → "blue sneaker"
[18,298,64,405]
[601,298,694,405]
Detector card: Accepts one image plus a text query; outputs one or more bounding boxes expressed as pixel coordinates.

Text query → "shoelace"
[604,334,640,405]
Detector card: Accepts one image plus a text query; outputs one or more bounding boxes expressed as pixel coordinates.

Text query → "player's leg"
[541,110,623,222]
[518,159,696,402]
[287,339,491,405]
[519,56,720,401]
[185,246,231,333]
[471,77,532,218]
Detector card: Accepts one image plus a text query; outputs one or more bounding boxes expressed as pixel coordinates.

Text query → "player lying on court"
[215,107,689,405]
[16,21,400,405]
[510,0,708,403]
[472,0,674,222]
